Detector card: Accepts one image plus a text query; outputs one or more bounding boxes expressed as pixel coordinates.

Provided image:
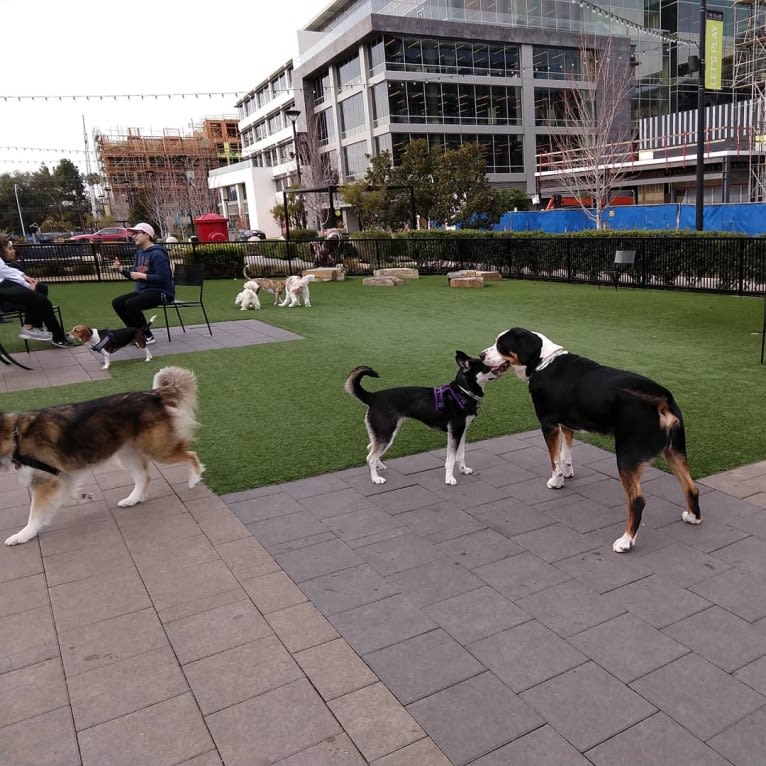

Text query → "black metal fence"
[14,236,766,297]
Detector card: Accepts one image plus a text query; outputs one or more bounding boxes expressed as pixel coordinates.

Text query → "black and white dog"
[69,315,156,371]
[345,351,498,485]
[481,328,702,552]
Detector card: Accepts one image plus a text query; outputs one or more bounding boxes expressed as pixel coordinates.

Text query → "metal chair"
[161,264,212,342]
[610,250,636,289]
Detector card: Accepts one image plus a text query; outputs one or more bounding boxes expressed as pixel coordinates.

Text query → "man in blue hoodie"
[111,222,174,344]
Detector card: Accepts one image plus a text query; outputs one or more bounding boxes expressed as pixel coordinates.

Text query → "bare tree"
[546,35,635,229]
[295,112,339,231]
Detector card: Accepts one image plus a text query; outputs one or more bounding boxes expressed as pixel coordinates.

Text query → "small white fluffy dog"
[279,275,316,308]
[235,287,261,311]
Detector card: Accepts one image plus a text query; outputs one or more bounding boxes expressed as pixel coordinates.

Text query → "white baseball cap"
[128,222,155,238]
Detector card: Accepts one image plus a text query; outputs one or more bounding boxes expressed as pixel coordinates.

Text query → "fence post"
[737,238,745,296]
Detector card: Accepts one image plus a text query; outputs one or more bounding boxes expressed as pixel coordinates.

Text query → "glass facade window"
[313,71,332,105]
[338,54,362,91]
[389,132,524,174]
[372,82,389,125]
[533,46,581,79]
[343,140,368,180]
[534,88,577,125]
[369,37,385,74]
[340,92,366,137]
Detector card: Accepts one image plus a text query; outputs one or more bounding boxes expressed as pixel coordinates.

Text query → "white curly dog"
[234,287,261,311]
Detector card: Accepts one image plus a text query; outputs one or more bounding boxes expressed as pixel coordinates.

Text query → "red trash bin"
[194,212,229,242]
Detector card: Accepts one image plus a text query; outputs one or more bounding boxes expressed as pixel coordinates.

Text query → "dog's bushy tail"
[344,366,379,405]
[153,366,199,440]
[243,263,256,280]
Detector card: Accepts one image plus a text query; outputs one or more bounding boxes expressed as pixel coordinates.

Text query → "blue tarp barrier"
[495,203,766,235]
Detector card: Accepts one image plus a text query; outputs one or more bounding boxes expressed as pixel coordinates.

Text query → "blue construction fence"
[496,203,766,235]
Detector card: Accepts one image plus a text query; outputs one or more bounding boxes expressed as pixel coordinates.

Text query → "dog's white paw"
[445,476,457,485]
[546,474,565,489]
[372,476,386,485]
[459,465,473,475]
[612,533,635,553]
[681,511,703,525]
[562,463,574,478]
[188,463,205,488]
[5,529,35,546]
[117,496,145,507]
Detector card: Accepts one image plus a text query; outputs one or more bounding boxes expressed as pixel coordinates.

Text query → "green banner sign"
[705,11,724,91]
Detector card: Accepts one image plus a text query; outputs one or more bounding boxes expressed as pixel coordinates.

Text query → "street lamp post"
[285,109,306,229]
[13,183,27,238]
[695,0,707,231]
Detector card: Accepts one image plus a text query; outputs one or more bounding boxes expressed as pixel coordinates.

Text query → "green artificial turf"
[1,276,763,494]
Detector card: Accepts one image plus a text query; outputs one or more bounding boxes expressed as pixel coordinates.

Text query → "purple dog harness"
[433,384,468,412]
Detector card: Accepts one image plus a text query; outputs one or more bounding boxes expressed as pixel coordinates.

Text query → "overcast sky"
[3,0,324,175]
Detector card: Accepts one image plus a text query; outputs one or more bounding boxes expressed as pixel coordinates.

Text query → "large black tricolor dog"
[345,351,498,485]
[481,328,702,552]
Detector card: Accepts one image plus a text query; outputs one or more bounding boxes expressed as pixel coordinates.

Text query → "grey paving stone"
[339,468,414,496]
[715,535,766,568]
[140,559,241,611]
[436,528,524,570]
[227,492,306,524]
[0,658,68,728]
[0,605,58,672]
[423,586,531,646]
[295,638,378,701]
[116,508,201,549]
[164,598,271,664]
[247,511,329,549]
[707,708,766,766]
[300,564,400,615]
[469,619,587,692]
[68,645,189,729]
[520,661,656,752]
[370,737,452,765]
[396,501,484,542]
[370,484,443,514]
[387,558,483,608]
[49,569,151,632]
[533,495,622,534]
[274,733,366,765]
[329,682,425,762]
[661,516,749,553]
[470,461,538,489]
[78,692,213,766]
[474,551,570,600]
[569,612,689,683]
[587,712,731,766]
[241,571,307,614]
[556,549,654,595]
[322,507,403,541]
[280,474,351,499]
[427,478,512,511]
[506,476,579,505]
[358,532,443,576]
[331,594,437,655]
[605,573,712,628]
[734,655,766,696]
[663,605,766,672]
[515,579,626,637]
[156,586,247,625]
[473,498,557,537]
[385,451,445,475]
[365,628,485,704]
[275,538,363,583]
[269,530,338,555]
[0,707,80,766]
[207,679,341,766]
[298,488,378,520]
[0,532,42,583]
[690,563,766,622]
[632,542,733,588]
[266,601,339,653]
[37,517,123,558]
[214,535,280,581]
[128,533,220,576]
[630,653,766,739]
[470,724,591,765]
[0,572,48,618]
[184,635,303,715]
[178,751,223,766]
[407,671,542,766]
[512,522,603,563]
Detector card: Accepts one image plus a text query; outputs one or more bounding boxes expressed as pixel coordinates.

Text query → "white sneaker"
[19,327,53,341]
[145,334,156,345]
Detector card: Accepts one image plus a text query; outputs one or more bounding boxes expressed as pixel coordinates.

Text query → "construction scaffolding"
[95,117,240,235]
[733,0,766,201]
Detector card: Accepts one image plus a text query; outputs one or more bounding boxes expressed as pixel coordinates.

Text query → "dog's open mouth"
[491,361,511,375]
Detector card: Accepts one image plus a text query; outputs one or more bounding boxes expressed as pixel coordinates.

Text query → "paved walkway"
[2,324,766,765]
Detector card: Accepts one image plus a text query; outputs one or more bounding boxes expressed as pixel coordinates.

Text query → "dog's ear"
[455,350,471,370]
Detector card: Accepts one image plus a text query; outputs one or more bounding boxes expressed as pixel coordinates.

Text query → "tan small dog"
[242,266,285,305]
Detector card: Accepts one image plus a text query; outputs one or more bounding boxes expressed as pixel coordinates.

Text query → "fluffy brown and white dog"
[481,328,702,553]
[279,274,316,308]
[234,286,261,311]
[1,366,204,545]
[68,315,156,370]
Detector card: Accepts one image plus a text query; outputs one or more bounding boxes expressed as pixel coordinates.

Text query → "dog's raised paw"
[459,466,473,475]
[681,511,703,525]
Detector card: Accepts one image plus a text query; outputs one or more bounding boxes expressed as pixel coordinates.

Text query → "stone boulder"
[373,267,419,280]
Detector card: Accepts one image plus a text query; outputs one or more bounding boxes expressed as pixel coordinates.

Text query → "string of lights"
[0,91,247,102]
[1,145,86,154]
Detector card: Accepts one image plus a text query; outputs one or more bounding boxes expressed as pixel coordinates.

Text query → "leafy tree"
[496,187,532,212]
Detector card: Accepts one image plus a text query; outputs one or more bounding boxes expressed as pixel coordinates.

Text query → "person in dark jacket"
[111,222,174,343]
